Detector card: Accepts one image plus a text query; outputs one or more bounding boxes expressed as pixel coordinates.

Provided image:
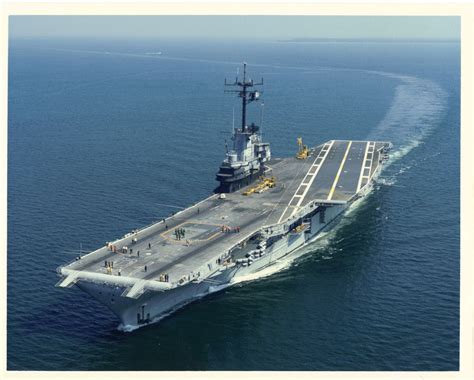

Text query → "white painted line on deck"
[356,141,370,192]
[278,140,335,223]
[356,141,375,192]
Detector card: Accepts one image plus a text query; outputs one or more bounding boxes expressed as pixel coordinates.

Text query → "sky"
[9,16,460,40]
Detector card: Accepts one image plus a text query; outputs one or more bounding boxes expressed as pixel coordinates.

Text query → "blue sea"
[7,37,459,370]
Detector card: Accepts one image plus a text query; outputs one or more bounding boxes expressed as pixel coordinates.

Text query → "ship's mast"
[225,62,263,131]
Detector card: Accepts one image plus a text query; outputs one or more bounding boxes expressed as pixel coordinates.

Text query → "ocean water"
[7,37,459,370]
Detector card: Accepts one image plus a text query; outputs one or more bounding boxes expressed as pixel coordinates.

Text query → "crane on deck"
[296,137,309,160]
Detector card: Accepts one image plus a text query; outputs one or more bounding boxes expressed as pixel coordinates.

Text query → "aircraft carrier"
[57,63,392,329]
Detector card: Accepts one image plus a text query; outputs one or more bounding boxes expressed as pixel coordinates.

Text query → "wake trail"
[365,71,447,161]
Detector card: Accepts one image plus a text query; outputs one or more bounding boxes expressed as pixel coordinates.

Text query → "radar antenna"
[224,62,263,131]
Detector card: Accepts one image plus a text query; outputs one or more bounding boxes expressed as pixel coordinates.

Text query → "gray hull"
[79,200,349,329]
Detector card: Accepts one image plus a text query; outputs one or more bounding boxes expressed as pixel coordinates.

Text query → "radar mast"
[224,62,264,131]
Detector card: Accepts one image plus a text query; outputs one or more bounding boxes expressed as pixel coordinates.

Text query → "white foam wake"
[366,71,447,163]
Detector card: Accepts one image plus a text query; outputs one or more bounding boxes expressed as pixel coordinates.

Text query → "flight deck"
[58,139,390,291]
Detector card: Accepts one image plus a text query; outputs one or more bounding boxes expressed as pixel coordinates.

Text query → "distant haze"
[9,16,460,40]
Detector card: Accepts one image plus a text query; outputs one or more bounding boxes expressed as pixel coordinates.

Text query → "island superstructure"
[57,63,392,329]
[215,64,270,192]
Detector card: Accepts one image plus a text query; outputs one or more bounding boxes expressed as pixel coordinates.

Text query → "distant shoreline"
[278,38,460,43]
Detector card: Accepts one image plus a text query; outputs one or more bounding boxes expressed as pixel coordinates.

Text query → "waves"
[33,47,448,162]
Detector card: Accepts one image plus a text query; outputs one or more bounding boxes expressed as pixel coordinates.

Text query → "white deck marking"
[327,141,353,201]
[278,140,335,223]
[356,141,375,192]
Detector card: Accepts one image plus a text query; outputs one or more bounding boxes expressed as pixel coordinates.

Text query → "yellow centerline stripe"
[327,141,353,201]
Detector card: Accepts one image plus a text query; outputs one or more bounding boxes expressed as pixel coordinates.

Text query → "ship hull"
[77,193,361,330]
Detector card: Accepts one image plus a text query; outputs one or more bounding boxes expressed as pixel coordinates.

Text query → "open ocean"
[7,37,459,370]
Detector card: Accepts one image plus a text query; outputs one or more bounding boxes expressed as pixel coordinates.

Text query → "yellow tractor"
[264,176,276,188]
[296,137,309,160]
[242,176,276,195]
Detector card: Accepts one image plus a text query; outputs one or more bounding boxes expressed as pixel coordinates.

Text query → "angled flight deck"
[276,140,388,221]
